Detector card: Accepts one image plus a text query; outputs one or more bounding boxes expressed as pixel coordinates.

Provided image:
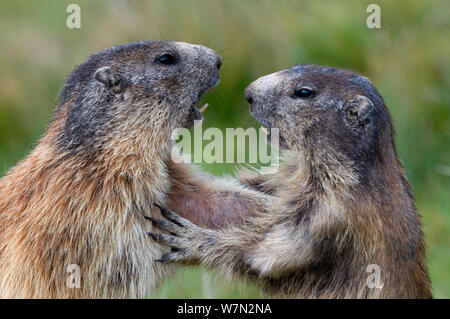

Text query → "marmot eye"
[295,87,315,98]
[157,53,177,65]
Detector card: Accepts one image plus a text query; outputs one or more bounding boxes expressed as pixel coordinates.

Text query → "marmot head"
[245,64,395,170]
[57,41,221,152]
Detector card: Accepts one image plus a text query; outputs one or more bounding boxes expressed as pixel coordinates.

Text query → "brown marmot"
[0,40,272,298]
[150,64,432,298]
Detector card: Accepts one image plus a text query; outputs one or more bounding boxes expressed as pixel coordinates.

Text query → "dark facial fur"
[57,41,221,154]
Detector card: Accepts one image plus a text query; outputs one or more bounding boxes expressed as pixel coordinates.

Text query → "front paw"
[147,204,216,264]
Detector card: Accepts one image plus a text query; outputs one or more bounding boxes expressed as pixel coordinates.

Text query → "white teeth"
[261,127,269,136]
[199,103,209,113]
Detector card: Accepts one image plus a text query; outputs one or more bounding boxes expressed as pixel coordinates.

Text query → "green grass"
[0,0,448,298]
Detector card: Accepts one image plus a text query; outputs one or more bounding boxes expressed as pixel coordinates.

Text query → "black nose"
[244,88,253,105]
[216,56,222,70]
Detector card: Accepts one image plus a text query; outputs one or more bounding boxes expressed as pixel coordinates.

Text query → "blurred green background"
[0,0,448,298]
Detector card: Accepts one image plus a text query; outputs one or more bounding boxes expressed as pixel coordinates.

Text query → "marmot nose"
[244,88,254,105]
[216,56,222,70]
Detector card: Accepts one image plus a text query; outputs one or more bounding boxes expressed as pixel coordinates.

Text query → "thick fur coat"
[150,65,432,299]
[0,41,266,298]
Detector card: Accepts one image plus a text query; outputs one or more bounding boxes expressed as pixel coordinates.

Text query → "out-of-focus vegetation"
[0,0,448,298]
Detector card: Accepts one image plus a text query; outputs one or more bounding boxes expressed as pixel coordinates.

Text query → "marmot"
[0,40,271,298]
[150,64,432,298]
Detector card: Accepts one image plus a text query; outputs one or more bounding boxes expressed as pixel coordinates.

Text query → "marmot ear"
[345,95,374,123]
[94,66,120,88]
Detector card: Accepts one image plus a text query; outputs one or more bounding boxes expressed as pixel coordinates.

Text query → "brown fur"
[0,41,257,298]
[150,65,432,299]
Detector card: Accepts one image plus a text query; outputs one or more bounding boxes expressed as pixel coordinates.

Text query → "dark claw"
[156,255,172,263]
[147,216,180,233]
[148,232,160,242]
[144,216,156,222]
[156,252,182,263]
[154,203,184,227]
[148,232,181,247]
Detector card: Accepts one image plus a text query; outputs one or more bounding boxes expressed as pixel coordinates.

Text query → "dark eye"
[295,87,315,98]
[157,53,177,65]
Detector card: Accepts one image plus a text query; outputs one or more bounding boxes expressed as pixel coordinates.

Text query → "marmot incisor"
[150,65,432,298]
[0,41,272,298]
